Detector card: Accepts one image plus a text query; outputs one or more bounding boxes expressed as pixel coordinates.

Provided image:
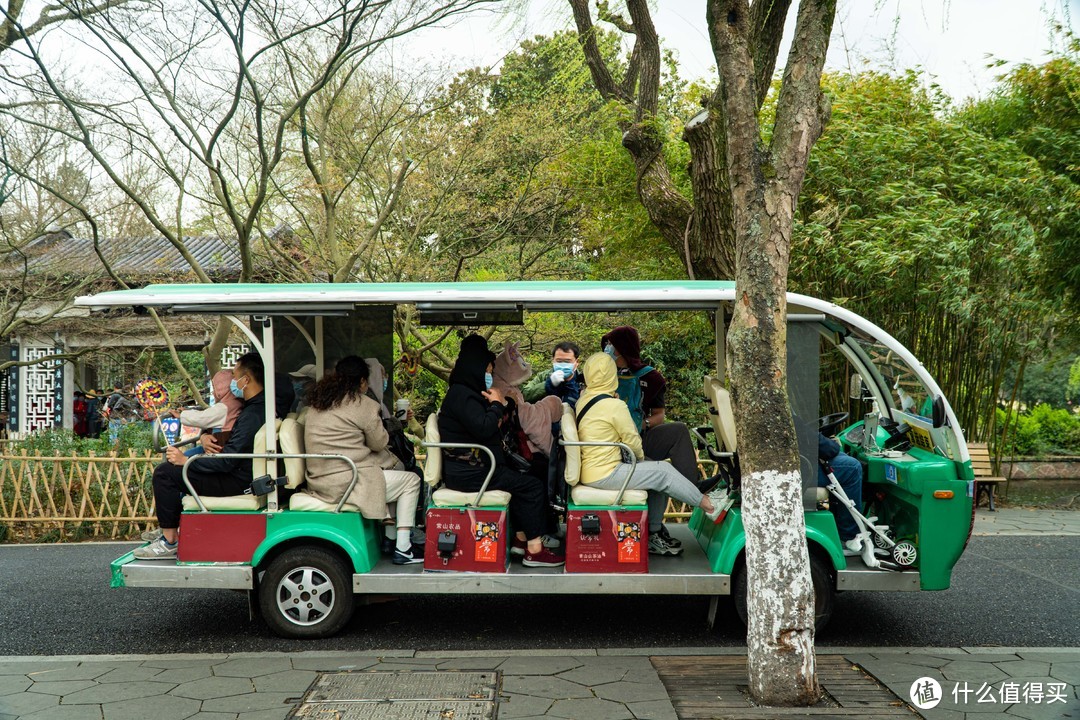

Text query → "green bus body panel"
[111,552,135,587]
[253,512,381,573]
[689,507,845,575]
[842,430,972,590]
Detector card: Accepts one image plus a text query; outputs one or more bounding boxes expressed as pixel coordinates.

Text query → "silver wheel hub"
[275,566,335,626]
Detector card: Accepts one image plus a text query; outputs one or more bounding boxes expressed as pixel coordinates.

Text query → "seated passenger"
[172,370,242,458]
[576,352,723,556]
[302,356,424,565]
[438,334,564,568]
[600,326,705,552]
[491,342,563,549]
[522,341,584,406]
[135,352,268,560]
[818,433,864,556]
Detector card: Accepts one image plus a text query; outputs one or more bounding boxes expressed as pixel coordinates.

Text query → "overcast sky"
[403,0,1078,102]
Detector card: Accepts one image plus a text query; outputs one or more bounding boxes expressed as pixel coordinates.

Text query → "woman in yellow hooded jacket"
[576,352,722,556]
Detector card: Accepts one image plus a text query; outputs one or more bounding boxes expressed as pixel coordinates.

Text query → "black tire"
[732,552,835,634]
[259,546,354,639]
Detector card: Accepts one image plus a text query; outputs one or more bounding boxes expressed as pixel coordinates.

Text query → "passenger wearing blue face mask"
[438,334,563,567]
[288,364,316,413]
[545,342,584,405]
[136,352,268,560]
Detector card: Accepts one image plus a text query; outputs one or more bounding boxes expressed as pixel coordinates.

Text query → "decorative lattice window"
[21,345,58,434]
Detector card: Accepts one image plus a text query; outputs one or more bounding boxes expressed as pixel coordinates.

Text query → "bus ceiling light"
[933,490,954,499]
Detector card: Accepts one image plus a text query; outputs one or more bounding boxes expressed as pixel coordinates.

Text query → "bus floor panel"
[354,524,732,596]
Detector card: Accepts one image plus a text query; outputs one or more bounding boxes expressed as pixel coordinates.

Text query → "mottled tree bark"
[713,0,834,705]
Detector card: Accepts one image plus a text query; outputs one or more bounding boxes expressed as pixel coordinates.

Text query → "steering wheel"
[818,412,850,438]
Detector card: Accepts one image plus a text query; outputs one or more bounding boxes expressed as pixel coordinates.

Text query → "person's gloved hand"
[549,370,565,386]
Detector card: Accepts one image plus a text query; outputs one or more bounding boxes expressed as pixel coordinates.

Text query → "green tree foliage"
[790,71,1080,442]
[957,29,1080,298]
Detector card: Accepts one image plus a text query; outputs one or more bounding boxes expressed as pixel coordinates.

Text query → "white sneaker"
[541,534,561,549]
[842,537,863,556]
[705,489,730,522]
[140,528,163,543]
[133,537,178,560]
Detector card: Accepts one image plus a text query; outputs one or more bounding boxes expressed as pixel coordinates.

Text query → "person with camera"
[135,352,269,560]
[438,334,563,568]
[301,356,424,565]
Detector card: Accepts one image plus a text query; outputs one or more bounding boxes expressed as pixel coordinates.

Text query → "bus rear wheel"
[732,553,834,634]
[259,547,354,639]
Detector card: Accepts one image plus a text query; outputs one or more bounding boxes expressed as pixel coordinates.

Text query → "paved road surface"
[0,536,1076,656]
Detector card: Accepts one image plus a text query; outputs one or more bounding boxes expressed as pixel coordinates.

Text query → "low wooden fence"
[0,451,157,542]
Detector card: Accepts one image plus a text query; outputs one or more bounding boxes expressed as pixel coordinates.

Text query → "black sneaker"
[656,525,682,550]
[380,537,395,556]
[648,533,682,556]
[392,547,423,565]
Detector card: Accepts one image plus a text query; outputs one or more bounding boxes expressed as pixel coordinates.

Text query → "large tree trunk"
[571,0,836,705]
[712,0,834,705]
[728,183,818,705]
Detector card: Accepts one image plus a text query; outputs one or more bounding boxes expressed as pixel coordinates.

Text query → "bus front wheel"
[732,553,834,634]
[259,547,354,639]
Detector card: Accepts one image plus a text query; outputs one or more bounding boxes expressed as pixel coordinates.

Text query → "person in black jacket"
[438,335,564,568]
[135,352,269,560]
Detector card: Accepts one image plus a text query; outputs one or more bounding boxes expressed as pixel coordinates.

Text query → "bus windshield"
[850,335,934,420]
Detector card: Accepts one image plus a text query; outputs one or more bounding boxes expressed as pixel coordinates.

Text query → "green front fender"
[252,512,380,573]
[693,507,845,574]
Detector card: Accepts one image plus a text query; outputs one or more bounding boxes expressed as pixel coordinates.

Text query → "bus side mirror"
[931,396,946,429]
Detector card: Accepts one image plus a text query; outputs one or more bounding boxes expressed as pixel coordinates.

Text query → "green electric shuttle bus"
[75,281,975,639]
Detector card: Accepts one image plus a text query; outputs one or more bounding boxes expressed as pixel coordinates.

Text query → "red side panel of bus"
[565,508,648,574]
[424,507,509,573]
[178,513,267,563]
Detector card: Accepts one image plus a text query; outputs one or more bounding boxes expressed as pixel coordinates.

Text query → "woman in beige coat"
[303,356,423,565]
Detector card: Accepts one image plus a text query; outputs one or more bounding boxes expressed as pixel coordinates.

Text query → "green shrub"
[996,404,1080,456]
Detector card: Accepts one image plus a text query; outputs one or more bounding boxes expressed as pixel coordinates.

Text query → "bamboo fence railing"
[0,450,157,542]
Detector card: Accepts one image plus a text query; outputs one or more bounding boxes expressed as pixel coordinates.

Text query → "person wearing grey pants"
[587,459,705,539]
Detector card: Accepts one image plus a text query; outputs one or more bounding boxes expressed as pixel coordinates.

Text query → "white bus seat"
[423,413,442,488]
[289,492,360,513]
[279,416,305,489]
[561,403,648,507]
[703,376,737,453]
[181,421,279,512]
[252,419,283,479]
[431,488,511,507]
[424,411,511,507]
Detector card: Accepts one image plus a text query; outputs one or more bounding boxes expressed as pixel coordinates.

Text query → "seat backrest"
[251,419,283,478]
[560,403,582,486]
[703,375,737,453]
[279,416,306,488]
[424,413,442,487]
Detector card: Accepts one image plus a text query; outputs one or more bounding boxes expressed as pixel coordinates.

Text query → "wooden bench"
[968,442,1007,511]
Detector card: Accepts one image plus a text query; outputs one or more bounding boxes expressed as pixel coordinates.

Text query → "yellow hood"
[577,352,618,408]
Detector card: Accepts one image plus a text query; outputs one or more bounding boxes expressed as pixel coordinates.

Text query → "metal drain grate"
[292,670,499,719]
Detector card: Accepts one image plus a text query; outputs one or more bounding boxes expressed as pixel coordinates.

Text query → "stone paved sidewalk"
[972,508,1080,536]
[0,647,1076,719]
